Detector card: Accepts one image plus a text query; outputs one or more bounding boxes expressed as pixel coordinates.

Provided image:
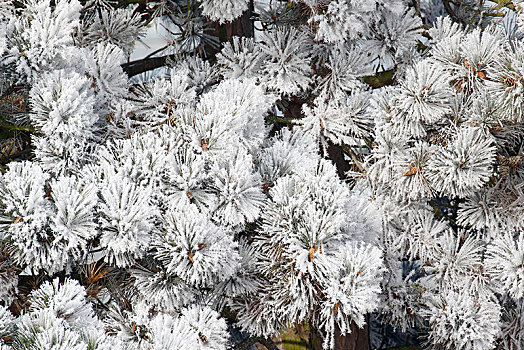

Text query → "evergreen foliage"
[0,1,523,349]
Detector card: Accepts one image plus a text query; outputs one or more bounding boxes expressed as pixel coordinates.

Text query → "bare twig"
[121,54,176,77]
[341,144,366,173]
[442,0,461,22]
[265,116,295,124]
[412,0,421,17]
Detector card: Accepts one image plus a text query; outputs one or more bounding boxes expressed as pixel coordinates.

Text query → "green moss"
[277,327,308,350]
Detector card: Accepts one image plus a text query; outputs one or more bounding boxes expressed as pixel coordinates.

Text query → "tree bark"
[333,317,370,350]
[121,55,175,77]
[308,325,324,350]
[207,0,254,57]
[309,316,370,350]
[212,0,254,39]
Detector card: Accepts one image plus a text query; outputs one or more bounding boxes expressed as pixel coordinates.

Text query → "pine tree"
[0,1,523,350]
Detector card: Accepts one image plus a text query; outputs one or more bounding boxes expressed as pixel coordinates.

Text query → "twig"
[0,118,36,133]
[442,0,461,22]
[412,0,421,17]
[142,43,172,60]
[341,144,366,173]
[265,116,295,124]
[121,54,176,77]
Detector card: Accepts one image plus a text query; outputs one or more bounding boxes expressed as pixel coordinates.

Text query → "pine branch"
[265,116,295,124]
[113,0,166,7]
[121,54,176,77]
[0,147,33,165]
[0,117,36,133]
[340,144,366,173]
[428,199,458,226]
[412,0,421,17]
[442,0,461,22]
[121,0,255,76]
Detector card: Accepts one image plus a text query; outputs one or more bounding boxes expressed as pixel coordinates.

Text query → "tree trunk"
[308,316,370,350]
[208,0,254,57]
[333,317,370,350]
[308,325,324,350]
